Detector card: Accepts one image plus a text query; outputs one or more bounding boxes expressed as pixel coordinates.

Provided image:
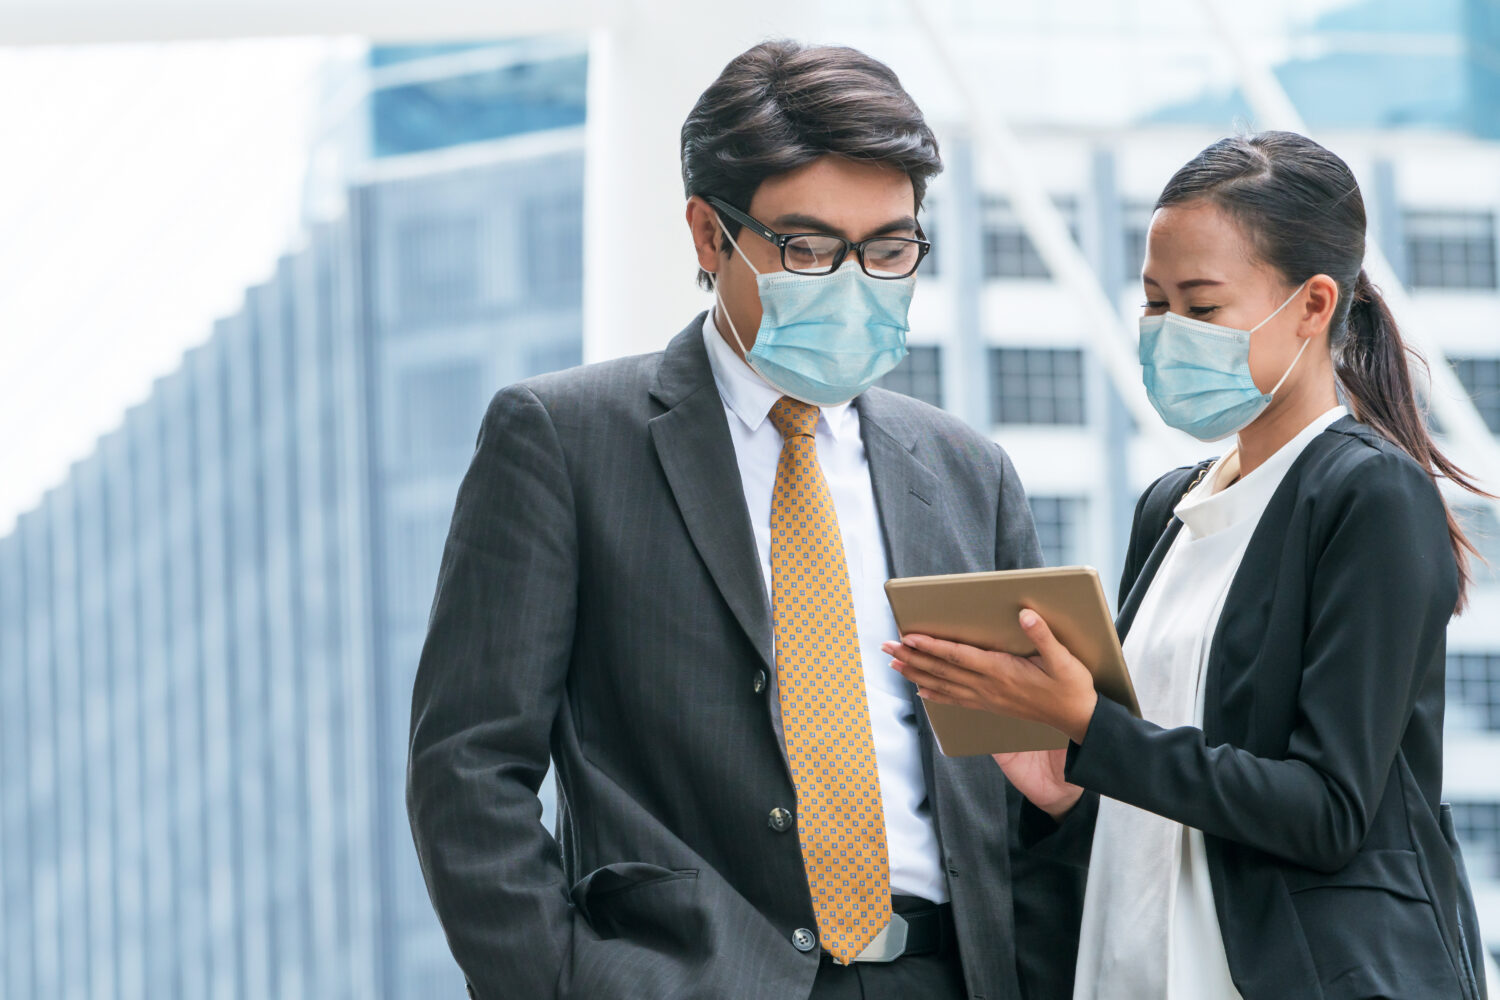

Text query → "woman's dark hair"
[680,40,942,289]
[1156,130,1491,611]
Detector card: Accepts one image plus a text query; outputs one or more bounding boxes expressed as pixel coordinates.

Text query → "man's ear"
[685,196,725,275]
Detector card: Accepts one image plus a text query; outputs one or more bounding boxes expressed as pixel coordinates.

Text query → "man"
[408,40,1093,1000]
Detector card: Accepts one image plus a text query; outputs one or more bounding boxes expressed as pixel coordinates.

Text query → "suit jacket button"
[769,807,794,833]
[753,670,768,694]
[792,928,817,952]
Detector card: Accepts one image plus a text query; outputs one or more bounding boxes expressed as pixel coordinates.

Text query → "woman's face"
[1141,199,1312,395]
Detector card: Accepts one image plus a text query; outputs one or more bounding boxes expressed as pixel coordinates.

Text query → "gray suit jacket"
[408,315,1094,1000]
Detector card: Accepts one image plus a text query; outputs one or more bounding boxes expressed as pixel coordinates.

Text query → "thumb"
[1019,608,1065,670]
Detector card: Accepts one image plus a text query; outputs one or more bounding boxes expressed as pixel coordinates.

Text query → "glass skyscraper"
[0,41,584,1000]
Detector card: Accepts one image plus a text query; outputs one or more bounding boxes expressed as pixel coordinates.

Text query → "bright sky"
[0,38,345,535]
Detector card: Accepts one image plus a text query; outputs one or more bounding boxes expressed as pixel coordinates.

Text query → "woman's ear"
[1302,274,1341,340]
[685,196,725,275]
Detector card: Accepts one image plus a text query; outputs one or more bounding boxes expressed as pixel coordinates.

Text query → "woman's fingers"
[902,633,992,671]
[889,657,979,704]
[1018,609,1068,675]
[914,685,962,707]
[883,637,966,680]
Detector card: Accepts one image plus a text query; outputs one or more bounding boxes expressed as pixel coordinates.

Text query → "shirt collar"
[701,308,856,441]
[1175,405,1347,539]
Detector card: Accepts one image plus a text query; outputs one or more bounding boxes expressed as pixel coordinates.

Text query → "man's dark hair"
[681,40,942,289]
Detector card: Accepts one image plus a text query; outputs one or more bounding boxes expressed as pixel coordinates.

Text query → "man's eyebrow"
[769,213,920,239]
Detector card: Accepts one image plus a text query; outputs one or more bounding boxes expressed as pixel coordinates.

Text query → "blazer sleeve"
[406,384,586,999]
[1065,450,1459,873]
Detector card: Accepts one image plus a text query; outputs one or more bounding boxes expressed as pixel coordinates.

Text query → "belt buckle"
[851,913,909,963]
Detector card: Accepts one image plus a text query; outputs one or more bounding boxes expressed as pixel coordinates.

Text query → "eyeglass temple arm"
[704,196,782,245]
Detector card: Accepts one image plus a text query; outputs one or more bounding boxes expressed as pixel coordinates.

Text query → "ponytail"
[1336,269,1493,611]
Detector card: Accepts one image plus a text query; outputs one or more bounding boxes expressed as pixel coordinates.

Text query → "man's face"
[687,155,919,358]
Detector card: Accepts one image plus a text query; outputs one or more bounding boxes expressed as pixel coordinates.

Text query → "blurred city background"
[2,0,1500,996]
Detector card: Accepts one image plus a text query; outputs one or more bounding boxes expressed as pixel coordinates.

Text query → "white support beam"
[581,2,819,362]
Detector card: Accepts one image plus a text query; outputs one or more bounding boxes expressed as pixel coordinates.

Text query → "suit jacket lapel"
[855,392,946,581]
[854,391,950,791]
[649,317,775,671]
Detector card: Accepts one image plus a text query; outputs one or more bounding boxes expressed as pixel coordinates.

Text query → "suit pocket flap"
[569,862,698,919]
[1282,848,1429,903]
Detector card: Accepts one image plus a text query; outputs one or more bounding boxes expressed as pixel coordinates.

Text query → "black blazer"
[1065,416,1487,1000]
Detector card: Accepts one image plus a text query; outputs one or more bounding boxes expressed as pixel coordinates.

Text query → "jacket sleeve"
[1065,451,1458,873]
[406,384,587,999]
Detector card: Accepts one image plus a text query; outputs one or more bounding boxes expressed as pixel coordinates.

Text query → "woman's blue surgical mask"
[710,215,913,407]
[1138,281,1310,442]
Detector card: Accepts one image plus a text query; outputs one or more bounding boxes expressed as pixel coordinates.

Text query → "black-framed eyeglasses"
[706,195,931,279]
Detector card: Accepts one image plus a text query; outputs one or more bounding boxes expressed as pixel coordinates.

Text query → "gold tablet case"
[884,566,1142,755]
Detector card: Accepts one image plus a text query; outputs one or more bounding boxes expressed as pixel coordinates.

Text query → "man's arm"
[407,383,579,999]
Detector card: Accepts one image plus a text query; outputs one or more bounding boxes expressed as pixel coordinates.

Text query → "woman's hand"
[882,609,1100,746]
[882,610,1097,820]
[992,748,1080,822]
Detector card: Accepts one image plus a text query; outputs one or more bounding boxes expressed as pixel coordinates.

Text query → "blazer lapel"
[648,317,775,670]
[855,392,946,581]
[1115,518,1184,642]
[854,392,950,787]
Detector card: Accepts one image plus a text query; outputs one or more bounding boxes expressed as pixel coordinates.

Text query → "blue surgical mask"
[711,216,912,407]
[1138,281,1310,442]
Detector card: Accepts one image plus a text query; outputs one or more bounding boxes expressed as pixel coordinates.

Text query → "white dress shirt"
[1073,405,1347,1000]
[701,310,948,904]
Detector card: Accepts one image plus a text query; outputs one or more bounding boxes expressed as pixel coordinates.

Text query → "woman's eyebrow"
[1141,275,1225,290]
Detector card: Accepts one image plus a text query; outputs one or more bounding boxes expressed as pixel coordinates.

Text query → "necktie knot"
[769,396,820,440]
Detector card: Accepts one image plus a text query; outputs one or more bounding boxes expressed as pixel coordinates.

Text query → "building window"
[1455,503,1500,586]
[1122,201,1155,281]
[1029,496,1085,567]
[1403,211,1498,290]
[370,53,588,157]
[981,197,1078,280]
[877,345,944,408]
[398,362,485,472]
[1449,801,1500,879]
[988,347,1086,425]
[1448,651,1500,731]
[397,216,480,322]
[525,340,583,378]
[526,191,583,299]
[917,204,938,278]
[1452,357,1500,433]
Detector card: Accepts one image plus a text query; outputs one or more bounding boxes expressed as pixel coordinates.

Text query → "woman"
[885,132,1491,999]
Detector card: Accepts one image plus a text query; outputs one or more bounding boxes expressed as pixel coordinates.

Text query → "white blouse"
[1072,406,1346,1000]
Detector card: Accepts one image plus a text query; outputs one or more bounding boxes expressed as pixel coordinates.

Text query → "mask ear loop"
[1267,336,1312,396]
[1256,280,1312,397]
[705,211,760,358]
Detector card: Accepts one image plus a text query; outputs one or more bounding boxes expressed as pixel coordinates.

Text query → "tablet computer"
[884,566,1141,755]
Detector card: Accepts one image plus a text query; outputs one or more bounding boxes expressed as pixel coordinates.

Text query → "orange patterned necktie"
[767,395,892,965]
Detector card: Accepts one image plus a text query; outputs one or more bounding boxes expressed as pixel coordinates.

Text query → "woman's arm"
[890,450,1457,873]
